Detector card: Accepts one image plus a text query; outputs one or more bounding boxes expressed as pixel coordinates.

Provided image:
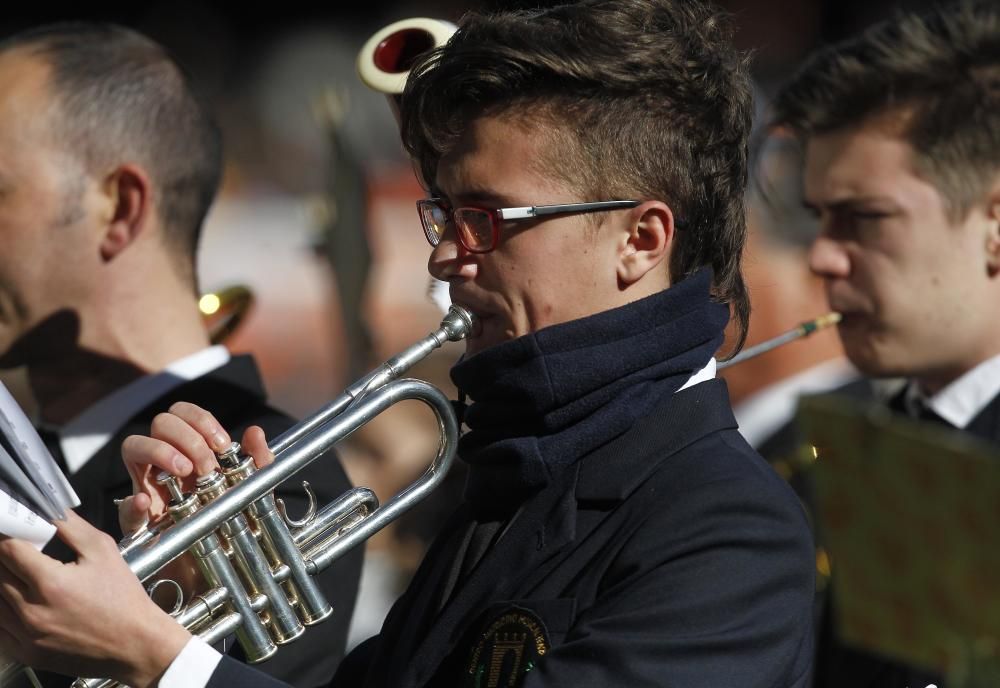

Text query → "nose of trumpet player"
[120,403,277,532]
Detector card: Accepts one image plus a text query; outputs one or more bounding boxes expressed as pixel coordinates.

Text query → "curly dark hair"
[399,0,754,351]
[772,0,1000,221]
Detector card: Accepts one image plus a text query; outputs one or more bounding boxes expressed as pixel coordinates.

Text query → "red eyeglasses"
[417,198,641,254]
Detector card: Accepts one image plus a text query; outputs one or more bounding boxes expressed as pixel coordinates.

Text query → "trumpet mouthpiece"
[441,306,477,342]
[816,312,842,329]
[799,312,842,336]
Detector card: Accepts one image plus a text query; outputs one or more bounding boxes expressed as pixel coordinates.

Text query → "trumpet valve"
[216,441,244,469]
[195,471,228,503]
[218,442,258,484]
[157,471,202,521]
[157,471,186,504]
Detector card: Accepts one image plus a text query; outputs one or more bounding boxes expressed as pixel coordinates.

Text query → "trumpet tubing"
[58,306,475,688]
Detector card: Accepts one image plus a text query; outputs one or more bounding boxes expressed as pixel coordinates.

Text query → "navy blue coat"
[212,378,815,687]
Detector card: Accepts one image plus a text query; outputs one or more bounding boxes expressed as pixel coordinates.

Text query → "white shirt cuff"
[158,636,223,688]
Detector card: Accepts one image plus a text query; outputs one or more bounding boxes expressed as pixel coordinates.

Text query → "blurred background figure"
[722,131,859,460]
[722,127,899,469]
[719,124,881,630]
[772,2,1000,686]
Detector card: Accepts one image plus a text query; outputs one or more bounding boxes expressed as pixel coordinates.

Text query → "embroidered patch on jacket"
[466,607,551,687]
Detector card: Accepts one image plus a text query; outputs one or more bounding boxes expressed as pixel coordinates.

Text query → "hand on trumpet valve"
[119,402,276,535]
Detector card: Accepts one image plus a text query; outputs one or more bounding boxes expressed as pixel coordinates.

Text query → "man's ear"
[100,165,151,261]
[617,202,674,287]
[986,188,1000,278]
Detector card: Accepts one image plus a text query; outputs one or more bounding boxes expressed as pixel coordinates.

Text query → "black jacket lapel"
[964,390,1000,444]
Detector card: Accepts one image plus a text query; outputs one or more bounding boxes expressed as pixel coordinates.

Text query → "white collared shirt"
[678,357,717,392]
[159,637,224,688]
[733,358,859,449]
[903,352,1000,428]
[45,346,231,475]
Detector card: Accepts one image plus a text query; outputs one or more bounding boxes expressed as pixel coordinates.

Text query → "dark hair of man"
[399,0,754,350]
[771,0,1000,221]
[0,22,222,289]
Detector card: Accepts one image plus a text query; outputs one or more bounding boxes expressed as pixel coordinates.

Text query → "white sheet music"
[0,489,55,549]
[0,442,59,522]
[0,383,79,510]
[0,382,79,546]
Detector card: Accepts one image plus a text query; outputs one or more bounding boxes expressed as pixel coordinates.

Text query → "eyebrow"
[433,185,520,208]
[802,195,900,213]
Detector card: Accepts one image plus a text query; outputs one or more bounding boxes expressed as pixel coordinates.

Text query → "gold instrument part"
[200,285,255,345]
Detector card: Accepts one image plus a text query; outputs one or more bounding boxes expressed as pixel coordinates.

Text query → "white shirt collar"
[678,357,717,393]
[733,358,859,449]
[907,352,1000,429]
[52,346,231,475]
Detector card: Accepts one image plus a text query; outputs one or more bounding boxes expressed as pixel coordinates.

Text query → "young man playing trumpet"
[0,2,815,686]
[772,2,1000,686]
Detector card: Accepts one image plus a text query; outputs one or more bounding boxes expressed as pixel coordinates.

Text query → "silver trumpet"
[2,306,475,688]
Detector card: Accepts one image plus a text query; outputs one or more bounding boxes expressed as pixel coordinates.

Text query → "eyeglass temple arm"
[498,201,640,220]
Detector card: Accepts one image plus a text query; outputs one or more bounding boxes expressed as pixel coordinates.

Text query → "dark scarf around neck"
[451,268,729,517]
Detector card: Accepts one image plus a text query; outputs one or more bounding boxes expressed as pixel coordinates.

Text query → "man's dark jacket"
[213,377,816,686]
[37,355,362,688]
